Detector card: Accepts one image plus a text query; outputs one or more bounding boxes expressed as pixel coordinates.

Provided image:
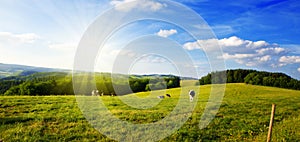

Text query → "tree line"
[0,72,180,96]
[198,69,300,90]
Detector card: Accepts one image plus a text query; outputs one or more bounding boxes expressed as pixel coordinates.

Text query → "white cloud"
[183,36,288,67]
[279,56,300,64]
[110,0,167,12]
[252,41,269,48]
[183,40,201,50]
[232,55,271,67]
[183,38,218,51]
[0,32,40,44]
[218,36,269,49]
[219,36,246,47]
[183,36,275,51]
[256,47,285,55]
[256,55,271,62]
[157,29,177,38]
[223,53,255,59]
[298,68,300,73]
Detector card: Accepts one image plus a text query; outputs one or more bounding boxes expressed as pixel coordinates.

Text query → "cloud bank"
[183,36,300,70]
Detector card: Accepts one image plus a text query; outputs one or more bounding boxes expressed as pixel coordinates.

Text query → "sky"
[0,0,299,79]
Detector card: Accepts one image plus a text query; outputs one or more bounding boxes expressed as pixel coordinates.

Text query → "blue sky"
[0,0,299,79]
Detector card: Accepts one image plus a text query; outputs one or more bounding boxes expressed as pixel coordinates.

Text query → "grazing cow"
[166,94,171,97]
[189,90,195,102]
[157,96,165,99]
[91,90,96,96]
[91,90,100,96]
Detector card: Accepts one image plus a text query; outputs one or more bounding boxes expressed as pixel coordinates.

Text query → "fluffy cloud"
[183,38,218,51]
[219,36,246,47]
[183,36,273,51]
[222,53,272,67]
[223,53,255,59]
[184,36,287,67]
[256,55,271,62]
[0,32,40,44]
[157,29,177,38]
[298,68,300,73]
[256,47,285,55]
[110,0,167,12]
[219,36,270,49]
[279,56,300,64]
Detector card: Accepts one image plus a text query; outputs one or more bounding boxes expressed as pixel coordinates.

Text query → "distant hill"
[198,69,300,90]
[0,63,69,79]
[0,71,181,96]
[180,77,198,80]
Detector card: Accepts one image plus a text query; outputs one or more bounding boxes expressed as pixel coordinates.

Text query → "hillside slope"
[0,83,299,141]
[0,63,69,79]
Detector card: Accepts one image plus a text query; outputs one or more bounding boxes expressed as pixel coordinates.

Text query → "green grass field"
[180,80,198,87]
[1,83,300,141]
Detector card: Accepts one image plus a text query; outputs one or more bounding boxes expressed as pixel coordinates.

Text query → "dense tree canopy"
[198,69,300,90]
[0,72,181,96]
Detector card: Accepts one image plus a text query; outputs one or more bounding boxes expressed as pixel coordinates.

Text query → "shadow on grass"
[0,117,34,125]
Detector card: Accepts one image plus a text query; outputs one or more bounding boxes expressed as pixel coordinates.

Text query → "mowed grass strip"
[0,83,299,141]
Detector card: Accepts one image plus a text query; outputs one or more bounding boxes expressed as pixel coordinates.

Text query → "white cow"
[92,90,100,96]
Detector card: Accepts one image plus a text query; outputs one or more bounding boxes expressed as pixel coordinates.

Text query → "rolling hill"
[1,63,300,96]
[0,63,69,79]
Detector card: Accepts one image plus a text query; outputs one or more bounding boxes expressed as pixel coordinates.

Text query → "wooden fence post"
[267,104,276,142]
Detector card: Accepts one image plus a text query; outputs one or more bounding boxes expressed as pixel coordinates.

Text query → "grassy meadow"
[0,83,300,141]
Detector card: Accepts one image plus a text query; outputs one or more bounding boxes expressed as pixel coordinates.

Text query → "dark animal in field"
[166,94,171,97]
[189,90,195,102]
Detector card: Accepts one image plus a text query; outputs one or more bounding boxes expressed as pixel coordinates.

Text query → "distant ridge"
[0,63,70,79]
[0,63,198,80]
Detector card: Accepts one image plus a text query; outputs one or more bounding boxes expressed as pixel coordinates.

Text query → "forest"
[0,72,180,96]
[198,69,300,90]
[2,69,299,96]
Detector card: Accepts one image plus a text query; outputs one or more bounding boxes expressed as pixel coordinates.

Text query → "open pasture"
[0,84,299,141]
